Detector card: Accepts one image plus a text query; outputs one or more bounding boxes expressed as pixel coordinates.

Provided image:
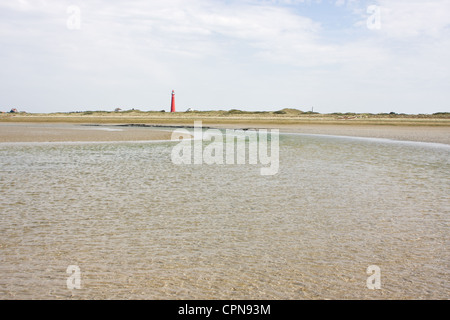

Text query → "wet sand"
[208,123,450,145]
[0,123,178,143]
[286,125,449,145]
[0,122,449,145]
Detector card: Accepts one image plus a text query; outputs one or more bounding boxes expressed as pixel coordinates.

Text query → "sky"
[0,0,449,114]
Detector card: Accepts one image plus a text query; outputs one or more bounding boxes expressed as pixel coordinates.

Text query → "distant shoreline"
[1,110,449,144]
[1,110,450,127]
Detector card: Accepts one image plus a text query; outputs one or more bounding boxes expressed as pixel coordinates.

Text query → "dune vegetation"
[1,108,449,126]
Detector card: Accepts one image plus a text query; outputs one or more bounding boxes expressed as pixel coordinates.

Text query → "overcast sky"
[1,0,449,114]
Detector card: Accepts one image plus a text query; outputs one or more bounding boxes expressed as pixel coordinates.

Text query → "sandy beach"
[209,123,450,145]
[0,113,449,144]
[0,123,177,143]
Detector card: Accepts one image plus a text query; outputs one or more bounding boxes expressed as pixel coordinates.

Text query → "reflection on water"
[0,132,449,299]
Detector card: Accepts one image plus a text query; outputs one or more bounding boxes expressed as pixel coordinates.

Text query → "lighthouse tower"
[171,90,175,112]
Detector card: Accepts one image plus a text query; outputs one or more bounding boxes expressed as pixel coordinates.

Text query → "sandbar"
[208,123,450,145]
[0,120,449,145]
[0,123,178,143]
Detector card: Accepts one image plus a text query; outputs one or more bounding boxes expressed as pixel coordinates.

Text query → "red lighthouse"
[171,90,176,112]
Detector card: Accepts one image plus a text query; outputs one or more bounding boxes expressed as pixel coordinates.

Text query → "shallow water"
[0,130,449,299]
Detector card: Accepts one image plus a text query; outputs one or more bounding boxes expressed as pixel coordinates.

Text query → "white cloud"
[0,0,449,113]
[360,0,450,39]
